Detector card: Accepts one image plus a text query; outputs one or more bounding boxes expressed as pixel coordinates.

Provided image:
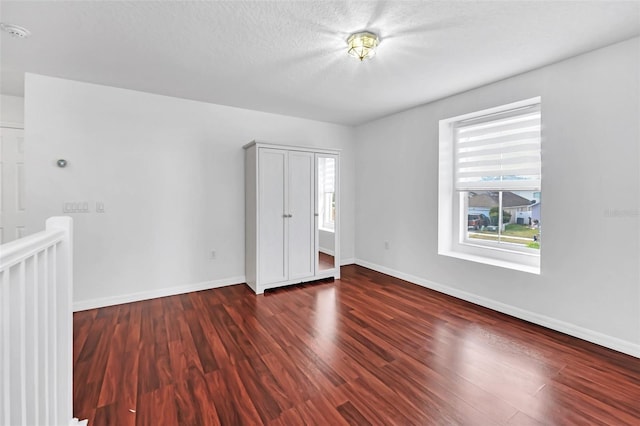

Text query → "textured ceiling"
[1,1,639,125]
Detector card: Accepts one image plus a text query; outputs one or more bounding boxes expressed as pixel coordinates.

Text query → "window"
[465,191,540,250]
[438,98,542,273]
[318,157,336,231]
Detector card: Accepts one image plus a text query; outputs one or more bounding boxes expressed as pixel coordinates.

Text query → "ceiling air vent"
[1,23,31,39]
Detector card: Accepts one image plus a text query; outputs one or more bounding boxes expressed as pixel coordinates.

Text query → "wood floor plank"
[72,310,94,365]
[506,411,546,426]
[203,370,238,425]
[123,303,142,353]
[97,322,128,406]
[336,401,371,426]
[174,314,205,374]
[553,362,640,417]
[268,405,306,426]
[120,349,140,414]
[209,368,261,425]
[243,354,294,413]
[343,373,427,425]
[223,303,276,356]
[173,378,199,426]
[531,379,640,425]
[76,316,108,363]
[187,367,221,426]
[73,360,101,420]
[260,349,316,405]
[183,307,218,373]
[136,385,178,426]
[73,265,640,425]
[307,395,350,426]
[93,400,136,426]
[235,358,283,423]
[281,341,349,408]
[136,342,160,395]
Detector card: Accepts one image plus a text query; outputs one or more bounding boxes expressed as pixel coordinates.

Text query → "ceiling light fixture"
[347,31,379,61]
[0,23,31,39]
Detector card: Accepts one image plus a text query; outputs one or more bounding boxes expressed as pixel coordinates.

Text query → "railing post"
[45,217,73,426]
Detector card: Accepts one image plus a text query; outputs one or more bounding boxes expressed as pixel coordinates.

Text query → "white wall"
[355,37,640,355]
[1,94,24,125]
[319,229,335,254]
[24,74,356,309]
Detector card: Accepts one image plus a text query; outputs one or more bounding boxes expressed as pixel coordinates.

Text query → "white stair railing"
[0,217,84,426]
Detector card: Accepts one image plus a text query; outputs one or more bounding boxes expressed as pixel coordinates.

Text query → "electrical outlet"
[210,250,216,260]
[384,241,390,250]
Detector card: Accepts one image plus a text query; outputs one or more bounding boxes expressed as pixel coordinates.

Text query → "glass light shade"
[347,31,379,61]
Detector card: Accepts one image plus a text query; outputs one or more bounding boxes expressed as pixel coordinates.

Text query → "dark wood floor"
[318,252,334,271]
[73,265,640,425]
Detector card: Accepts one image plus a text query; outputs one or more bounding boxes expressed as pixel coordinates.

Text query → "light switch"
[62,201,91,213]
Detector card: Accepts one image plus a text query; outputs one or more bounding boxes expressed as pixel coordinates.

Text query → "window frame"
[320,191,335,232]
[438,97,541,274]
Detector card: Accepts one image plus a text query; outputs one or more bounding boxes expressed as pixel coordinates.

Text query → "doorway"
[0,125,26,243]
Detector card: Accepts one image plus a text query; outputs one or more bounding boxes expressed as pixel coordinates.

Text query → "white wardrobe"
[244,141,340,294]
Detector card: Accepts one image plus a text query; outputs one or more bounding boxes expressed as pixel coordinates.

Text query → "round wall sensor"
[57,159,68,168]
[0,23,31,38]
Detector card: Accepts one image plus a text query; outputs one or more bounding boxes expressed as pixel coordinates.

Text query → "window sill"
[319,227,335,233]
[439,249,540,275]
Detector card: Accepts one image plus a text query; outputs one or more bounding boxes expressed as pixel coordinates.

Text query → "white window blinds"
[318,157,335,193]
[454,104,541,191]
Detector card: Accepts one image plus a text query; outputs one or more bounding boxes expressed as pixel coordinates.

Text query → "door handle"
[283,214,293,218]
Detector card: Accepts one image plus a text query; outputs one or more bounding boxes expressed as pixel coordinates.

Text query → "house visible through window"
[466,190,540,250]
[439,97,542,273]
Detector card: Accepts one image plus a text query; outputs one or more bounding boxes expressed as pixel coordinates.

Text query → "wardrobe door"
[258,148,288,285]
[287,151,315,280]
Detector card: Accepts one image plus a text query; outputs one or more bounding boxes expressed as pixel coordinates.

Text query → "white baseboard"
[340,257,356,266]
[70,418,88,426]
[319,248,335,256]
[355,259,640,359]
[73,276,246,311]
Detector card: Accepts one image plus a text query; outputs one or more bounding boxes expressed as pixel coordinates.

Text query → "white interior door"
[0,127,26,243]
[288,151,315,280]
[258,148,288,285]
